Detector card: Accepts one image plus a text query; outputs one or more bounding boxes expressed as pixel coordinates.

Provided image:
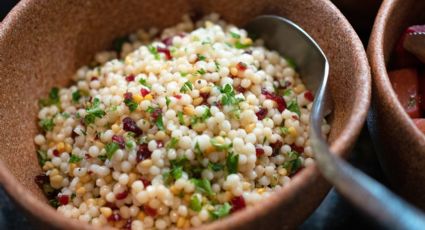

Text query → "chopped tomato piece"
[413,119,425,134]
[388,68,421,118]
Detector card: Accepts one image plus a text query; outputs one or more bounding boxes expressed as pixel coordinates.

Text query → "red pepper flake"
[236,62,248,71]
[125,75,135,82]
[157,141,164,148]
[144,205,157,217]
[34,174,49,187]
[199,92,210,101]
[124,92,133,101]
[282,81,292,89]
[291,115,299,120]
[53,149,60,157]
[255,108,268,120]
[140,178,151,187]
[107,213,122,222]
[85,153,92,159]
[112,135,125,149]
[255,147,265,157]
[230,196,246,213]
[162,36,174,46]
[151,108,162,121]
[122,117,143,136]
[58,194,70,205]
[91,77,98,81]
[236,85,247,93]
[157,47,172,60]
[270,140,283,156]
[136,144,152,162]
[140,88,150,97]
[105,202,118,210]
[174,94,182,99]
[290,144,304,154]
[304,91,314,102]
[115,190,128,200]
[261,89,287,112]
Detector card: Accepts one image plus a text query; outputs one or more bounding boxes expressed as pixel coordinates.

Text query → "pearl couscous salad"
[34,13,330,229]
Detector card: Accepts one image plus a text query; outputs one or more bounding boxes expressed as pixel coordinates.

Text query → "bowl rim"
[0,0,371,229]
[367,0,425,144]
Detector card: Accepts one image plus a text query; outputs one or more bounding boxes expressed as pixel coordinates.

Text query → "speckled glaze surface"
[0,0,370,229]
[368,0,425,209]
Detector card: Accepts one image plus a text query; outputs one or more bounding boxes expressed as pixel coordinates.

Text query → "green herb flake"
[210,203,232,219]
[180,72,188,77]
[124,98,138,112]
[194,142,203,157]
[282,151,302,176]
[287,100,301,116]
[125,141,134,150]
[197,69,206,75]
[220,84,243,106]
[146,106,156,113]
[214,61,220,70]
[190,195,202,212]
[226,152,239,174]
[178,111,185,124]
[84,98,106,124]
[234,41,251,49]
[147,45,160,60]
[40,118,55,132]
[208,162,224,172]
[105,142,119,159]
[166,137,179,150]
[230,31,241,39]
[286,57,297,68]
[155,114,165,131]
[69,154,83,163]
[283,89,292,96]
[139,78,151,89]
[191,178,214,196]
[280,127,289,135]
[180,81,193,93]
[39,87,60,107]
[165,96,171,107]
[98,155,107,161]
[210,138,232,151]
[200,107,212,122]
[197,54,206,61]
[49,198,60,208]
[72,90,81,103]
[37,150,48,166]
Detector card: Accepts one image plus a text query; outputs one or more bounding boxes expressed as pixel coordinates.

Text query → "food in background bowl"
[388,25,425,133]
[33,14,329,229]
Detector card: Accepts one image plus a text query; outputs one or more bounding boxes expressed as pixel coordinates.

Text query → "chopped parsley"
[166,96,171,107]
[191,178,214,196]
[69,154,83,163]
[155,114,165,130]
[208,162,224,172]
[147,45,160,60]
[210,138,232,151]
[197,69,206,75]
[226,152,239,174]
[210,203,232,219]
[214,61,220,70]
[84,98,105,124]
[124,98,138,112]
[40,118,54,132]
[220,84,243,106]
[37,150,47,166]
[105,142,119,159]
[197,54,206,61]
[166,137,179,150]
[72,90,81,103]
[280,127,289,135]
[190,195,202,212]
[282,151,302,176]
[283,89,292,96]
[139,78,151,88]
[234,41,251,49]
[39,87,60,107]
[286,57,297,68]
[177,111,184,124]
[49,198,60,208]
[287,100,301,116]
[230,31,241,39]
[180,81,193,93]
[194,142,203,157]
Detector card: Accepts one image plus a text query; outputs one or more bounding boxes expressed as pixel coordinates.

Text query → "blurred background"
[0,0,386,229]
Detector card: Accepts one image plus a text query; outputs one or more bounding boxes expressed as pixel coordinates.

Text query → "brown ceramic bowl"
[0,0,370,229]
[368,0,425,209]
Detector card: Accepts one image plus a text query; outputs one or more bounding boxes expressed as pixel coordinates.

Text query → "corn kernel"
[100,207,112,218]
[183,106,195,116]
[293,84,306,94]
[199,87,211,94]
[245,123,256,133]
[80,174,91,183]
[193,97,203,106]
[288,127,298,137]
[177,217,186,228]
[76,187,86,196]
[137,212,146,221]
[64,143,72,153]
[56,142,65,153]
[128,173,138,185]
[140,159,152,168]
[242,37,253,45]
[133,94,143,103]
[50,169,59,177]
[230,67,238,76]
[257,188,266,194]
[170,185,180,195]
[144,94,153,101]
[111,124,120,133]
[278,168,288,176]
[50,175,63,189]
[42,162,54,171]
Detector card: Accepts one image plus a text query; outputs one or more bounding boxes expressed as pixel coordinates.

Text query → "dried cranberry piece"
[34,174,49,187]
[85,153,92,159]
[122,117,142,136]
[115,190,128,200]
[125,74,135,82]
[151,108,162,121]
[236,85,247,93]
[58,194,70,205]
[53,149,60,157]
[107,213,122,222]
[91,77,98,81]
[157,141,164,148]
[157,47,172,60]
[230,196,246,212]
[236,62,247,71]
[140,178,151,187]
[144,205,157,217]
[255,108,268,120]
[200,92,210,101]
[123,92,133,101]
[112,135,125,149]
[290,144,304,154]
[304,91,314,102]
[105,202,118,210]
[140,88,150,97]
[174,94,182,99]
[261,89,287,112]
[136,144,152,162]
[123,219,132,230]
[270,140,283,156]
[255,147,265,157]
[162,36,174,46]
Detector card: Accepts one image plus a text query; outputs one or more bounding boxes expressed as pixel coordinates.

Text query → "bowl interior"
[0,0,370,228]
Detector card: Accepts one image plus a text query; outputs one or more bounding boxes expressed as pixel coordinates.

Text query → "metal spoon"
[244,15,425,229]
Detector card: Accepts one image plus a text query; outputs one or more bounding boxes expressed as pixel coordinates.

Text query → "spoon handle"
[311,82,425,229]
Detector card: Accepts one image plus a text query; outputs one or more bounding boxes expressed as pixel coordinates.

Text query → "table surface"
[0,1,390,229]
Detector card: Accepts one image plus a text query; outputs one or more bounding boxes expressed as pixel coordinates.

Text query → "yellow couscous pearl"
[143,94,153,101]
[133,94,143,103]
[288,127,298,138]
